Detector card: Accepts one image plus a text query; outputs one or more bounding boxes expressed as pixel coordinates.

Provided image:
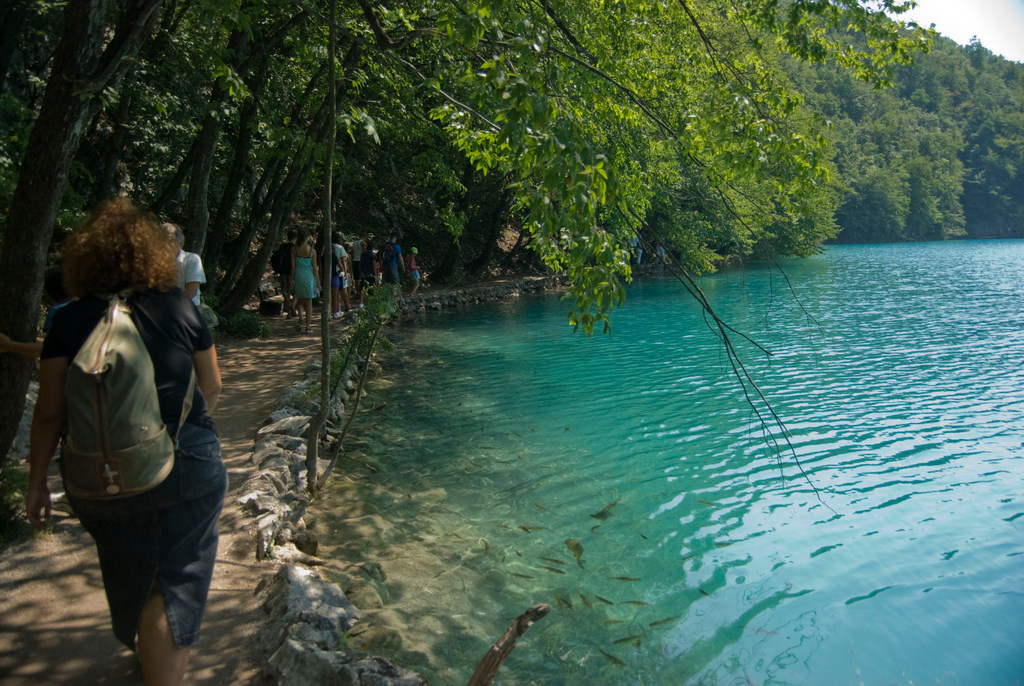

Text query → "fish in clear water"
[590,500,619,521]
[611,576,641,582]
[579,594,592,608]
[518,524,544,533]
[509,572,534,579]
[599,649,626,666]
[540,566,567,575]
[565,539,585,567]
[741,625,778,636]
[698,499,715,506]
[594,595,615,605]
[534,502,546,511]
[624,600,650,606]
[554,595,574,610]
[647,618,679,630]
[613,635,642,645]
[542,557,567,566]
[591,525,601,534]
[698,588,710,596]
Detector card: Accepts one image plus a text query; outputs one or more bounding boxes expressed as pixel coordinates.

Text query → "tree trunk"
[212,60,328,299]
[0,0,162,466]
[184,107,224,253]
[149,141,196,217]
[468,181,512,275]
[431,160,474,282]
[215,157,285,296]
[218,42,359,316]
[204,96,257,291]
[196,9,308,280]
[96,86,136,200]
[218,142,320,316]
[308,0,337,496]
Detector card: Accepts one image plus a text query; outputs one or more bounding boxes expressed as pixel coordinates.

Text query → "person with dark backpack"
[271,229,298,317]
[27,199,225,685]
[382,232,404,297]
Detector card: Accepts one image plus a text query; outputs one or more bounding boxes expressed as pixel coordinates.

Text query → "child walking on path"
[407,247,422,296]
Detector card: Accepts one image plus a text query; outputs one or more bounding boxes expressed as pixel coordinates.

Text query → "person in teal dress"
[290,229,319,333]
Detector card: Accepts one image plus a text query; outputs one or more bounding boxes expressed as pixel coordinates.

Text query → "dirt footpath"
[0,315,321,684]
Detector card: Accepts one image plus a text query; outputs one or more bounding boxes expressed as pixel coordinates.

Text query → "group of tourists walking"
[271,228,423,333]
[1,197,427,684]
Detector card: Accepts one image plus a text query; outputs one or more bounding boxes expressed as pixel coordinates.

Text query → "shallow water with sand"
[319,241,1024,685]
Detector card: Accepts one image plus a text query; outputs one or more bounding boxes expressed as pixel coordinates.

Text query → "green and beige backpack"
[60,293,194,499]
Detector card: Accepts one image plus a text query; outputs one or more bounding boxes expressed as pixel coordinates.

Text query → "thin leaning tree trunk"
[314,319,383,494]
[306,0,338,495]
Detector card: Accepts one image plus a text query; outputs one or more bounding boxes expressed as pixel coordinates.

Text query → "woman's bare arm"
[0,332,43,358]
[27,357,68,529]
[193,346,222,413]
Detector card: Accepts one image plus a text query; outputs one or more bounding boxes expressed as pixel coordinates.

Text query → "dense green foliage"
[787,33,1024,243]
[3,3,1021,324]
[12,0,1024,464]
[0,0,934,332]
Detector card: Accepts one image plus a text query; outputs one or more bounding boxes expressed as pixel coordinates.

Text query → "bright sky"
[900,0,1024,63]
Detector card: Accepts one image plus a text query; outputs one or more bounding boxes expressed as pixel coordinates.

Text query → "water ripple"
[329,241,1024,685]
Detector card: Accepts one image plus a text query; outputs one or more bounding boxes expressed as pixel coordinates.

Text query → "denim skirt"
[66,422,227,650]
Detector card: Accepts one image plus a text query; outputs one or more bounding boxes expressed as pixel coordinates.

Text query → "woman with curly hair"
[26,198,225,685]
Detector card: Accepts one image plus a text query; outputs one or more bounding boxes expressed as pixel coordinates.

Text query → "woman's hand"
[26,483,52,530]
[27,357,67,529]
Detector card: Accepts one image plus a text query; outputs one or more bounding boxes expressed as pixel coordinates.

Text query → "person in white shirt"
[163,223,206,305]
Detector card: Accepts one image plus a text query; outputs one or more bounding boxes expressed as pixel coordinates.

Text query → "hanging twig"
[623,208,834,513]
[314,319,384,493]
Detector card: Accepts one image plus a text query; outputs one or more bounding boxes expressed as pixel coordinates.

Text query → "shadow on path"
[0,313,324,684]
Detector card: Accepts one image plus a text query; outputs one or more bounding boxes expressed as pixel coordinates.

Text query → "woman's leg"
[138,585,190,686]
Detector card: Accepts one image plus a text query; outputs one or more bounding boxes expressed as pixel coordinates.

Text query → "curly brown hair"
[62,198,178,297]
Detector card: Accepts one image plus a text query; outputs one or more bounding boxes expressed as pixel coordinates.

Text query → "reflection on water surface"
[322,241,1024,685]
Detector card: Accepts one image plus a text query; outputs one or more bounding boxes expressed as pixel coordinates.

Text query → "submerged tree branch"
[468,604,551,686]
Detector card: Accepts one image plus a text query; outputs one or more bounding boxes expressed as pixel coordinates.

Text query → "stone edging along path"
[247,275,567,684]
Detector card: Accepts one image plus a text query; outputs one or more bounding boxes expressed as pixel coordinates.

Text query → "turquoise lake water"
[333,241,1024,685]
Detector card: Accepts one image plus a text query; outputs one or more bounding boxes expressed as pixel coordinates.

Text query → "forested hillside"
[788,34,1024,243]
